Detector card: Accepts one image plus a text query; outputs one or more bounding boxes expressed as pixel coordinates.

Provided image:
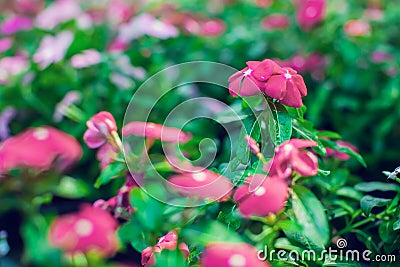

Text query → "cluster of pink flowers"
[229,59,308,108]
[141,230,189,267]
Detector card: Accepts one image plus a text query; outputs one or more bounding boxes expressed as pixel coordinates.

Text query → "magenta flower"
[234,175,288,217]
[0,126,82,173]
[0,56,29,84]
[295,0,326,30]
[70,49,102,69]
[122,121,191,143]
[326,140,358,161]
[96,143,117,170]
[168,169,233,202]
[141,230,189,267]
[84,111,118,149]
[228,63,267,97]
[266,139,318,180]
[261,14,290,31]
[201,242,271,267]
[0,38,12,53]
[370,51,393,63]
[35,0,81,30]
[107,0,135,26]
[199,19,226,37]
[118,13,179,42]
[245,135,260,155]
[48,205,119,257]
[107,38,129,53]
[0,15,33,35]
[33,31,73,69]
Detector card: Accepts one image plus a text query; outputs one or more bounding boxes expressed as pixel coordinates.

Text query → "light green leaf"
[268,101,292,146]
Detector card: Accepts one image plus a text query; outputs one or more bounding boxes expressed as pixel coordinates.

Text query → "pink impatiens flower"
[234,175,288,217]
[141,230,190,267]
[326,140,358,161]
[35,0,81,30]
[168,169,233,202]
[0,126,82,173]
[33,31,74,69]
[122,122,191,143]
[201,242,271,267]
[0,15,33,35]
[70,49,102,69]
[84,111,118,149]
[48,205,119,257]
[266,139,318,180]
[295,0,326,30]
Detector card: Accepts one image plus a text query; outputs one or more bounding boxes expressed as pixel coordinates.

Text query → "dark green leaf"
[268,101,292,146]
[94,161,126,188]
[360,195,391,216]
[355,182,400,192]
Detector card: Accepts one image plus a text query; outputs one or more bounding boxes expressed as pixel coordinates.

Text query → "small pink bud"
[245,135,260,155]
[84,111,117,149]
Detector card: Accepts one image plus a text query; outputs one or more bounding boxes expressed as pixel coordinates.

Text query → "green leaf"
[54,176,90,199]
[94,161,126,188]
[292,119,326,156]
[117,219,148,251]
[355,182,400,192]
[292,185,329,247]
[360,195,391,216]
[181,221,242,247]
[318,130,342,139]
[236,126,250,164]
[318,169,331,176]
[393,219,400,231]
[268,101,292,145]
[216,205,241,231]
[336,187,363,201]
[214,101,251,124]
[153,249,188,267]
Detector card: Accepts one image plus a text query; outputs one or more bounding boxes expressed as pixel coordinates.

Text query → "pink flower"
[295,0,326,30]
[53,91,82,122]
[245,135,260,155]
[33,31,74,69]
[201,242,271,267]
[363,8,383,21]
[84,111,118,149]
[234,175,288,217]
[107,0,135,26]
[0,126,82,173]
[0,38,13,53]
[0,107,16,140]
[48,205,119,257]
[326,140,358,161]
[199,19,226,37]
[344,20,371,36]
[107,38,129,53]
[261,14,290,31]
[264,67,307,108]
[35,0,81,30]
[122,122,191,143]
[266,139,318,179]
[70,49,102,69]
[0,56,29,84]
[14,0,44,15]
[118,13,179,42]
[141,230,189,267]
[0,15,33,35]
[255,0,273,7]
[168,169,233,202]
[96,143,117,170]
[370,51,393,63]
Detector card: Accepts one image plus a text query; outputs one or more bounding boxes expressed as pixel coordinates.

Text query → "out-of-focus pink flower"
[326,140,358,161]
[0,38,13,53]
[107,0,135,26]
[264,67,307,108]
[261,14,290,31]
[201,242,271,267]
[107,38,129,53]
[0,56,29,84]
[96,143,117,170]
[48,205,119,256]
[0,15,33,35]
[255,0,273,7]
[14,0,44,15]
[266,139,318,179]
[122,122,191,143]
[168,169,233,201]
[0,126,82,173]
[35,0,81,30]
[118,13,179,42]
[141,230,189,267]
[344,20,371,36]
[33,31,73,69]
[0,107,16,140]
[295,0,326,30]
[114,55,146,80]
[53,91,81,122]
[199,19,226,37]
[245,135,260,155]
[370,51,393,63]
[234,175,288,217]
[84,111,118,149]
[363,8,383,21]
[70,49,102,69]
